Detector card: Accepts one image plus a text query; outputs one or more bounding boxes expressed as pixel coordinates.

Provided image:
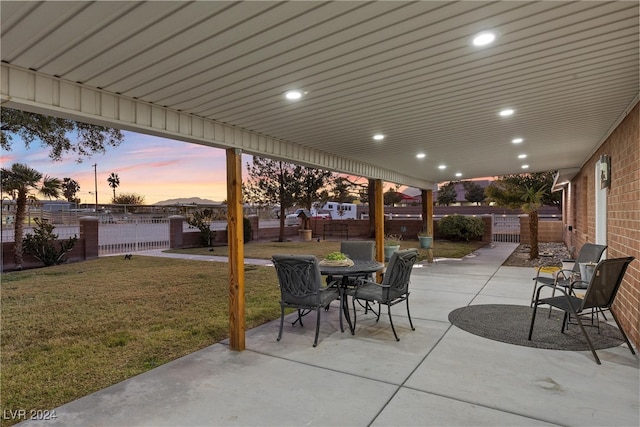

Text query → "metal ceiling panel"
[1,1,638,187]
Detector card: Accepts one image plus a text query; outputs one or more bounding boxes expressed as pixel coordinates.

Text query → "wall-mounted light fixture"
[600,154,610,189]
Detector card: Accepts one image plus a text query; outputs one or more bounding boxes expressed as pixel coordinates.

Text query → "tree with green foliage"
[187,209,217,247]
[293,165,334,210]
[112,193,145,205]
[384,186,403,206]
[485,172,558,259]
[437,181,458,206]
[463,181,486,205]
[485,172,560,209]
[330,176,359,203]
[521,185,547,260]
[244,158,297,242]
[244,157,333,241]
[23,218,77,267]
[1,108,124,162]
[107,172,120,201]
[1,163,62,269]
[62,178,81,204]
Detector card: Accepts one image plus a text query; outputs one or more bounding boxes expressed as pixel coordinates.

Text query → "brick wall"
[563,102,639,348]
[519,218,563,244]
[2,217,98,272]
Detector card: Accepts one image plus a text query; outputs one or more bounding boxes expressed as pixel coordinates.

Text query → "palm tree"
[40,175,63,199]
[521,185,546,260]
[107,172,120,201]
[1,163,62,269]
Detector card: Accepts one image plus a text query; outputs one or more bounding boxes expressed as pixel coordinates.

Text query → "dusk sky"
[2,130,417,205]
[2,130,253,205]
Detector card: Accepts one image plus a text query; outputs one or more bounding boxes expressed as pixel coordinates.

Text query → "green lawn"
[0,238,485,426]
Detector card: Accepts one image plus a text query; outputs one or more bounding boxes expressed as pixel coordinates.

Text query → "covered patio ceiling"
[2,1,638,189]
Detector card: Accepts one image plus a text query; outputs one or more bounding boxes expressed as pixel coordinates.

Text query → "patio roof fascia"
[0,64,435,190]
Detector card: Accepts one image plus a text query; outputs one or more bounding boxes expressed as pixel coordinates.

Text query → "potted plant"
[383,234,402,261]
[417,231,433,249]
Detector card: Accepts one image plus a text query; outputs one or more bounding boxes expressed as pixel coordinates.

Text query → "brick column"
[248,215,259,241]
[79,216,99,259]
[481,215,492,243]
[169,215,185,249]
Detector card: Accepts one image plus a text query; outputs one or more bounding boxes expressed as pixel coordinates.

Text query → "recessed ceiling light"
[472,31,496,47]
[512,138,523,143]
[373,134,385,141]
[438,164,446,170]
[521,164,529,169]
[518,154,527,159]
[416,153,426,159]
[499,108,514,117]
[455,172,462,177]
[284,90,303,100]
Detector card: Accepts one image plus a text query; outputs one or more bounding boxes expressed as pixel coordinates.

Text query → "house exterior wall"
[563,101,639,348]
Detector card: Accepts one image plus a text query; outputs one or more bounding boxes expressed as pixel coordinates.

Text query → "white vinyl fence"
[492,215,521,243]
[99,218,170,255]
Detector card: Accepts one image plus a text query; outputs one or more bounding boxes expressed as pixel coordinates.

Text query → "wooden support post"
[421,189,434,263]
[374,179,384,281]
[226,148,245,351]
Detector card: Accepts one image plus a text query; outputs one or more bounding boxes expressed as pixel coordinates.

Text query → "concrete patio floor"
[21,243,639,426]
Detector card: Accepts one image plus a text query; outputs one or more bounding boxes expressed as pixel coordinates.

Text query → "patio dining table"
[320,260,385,334]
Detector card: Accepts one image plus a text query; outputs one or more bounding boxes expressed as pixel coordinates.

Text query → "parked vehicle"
[319,202,357,220]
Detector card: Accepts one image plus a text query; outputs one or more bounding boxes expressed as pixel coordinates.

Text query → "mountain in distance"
[154,197,221,206]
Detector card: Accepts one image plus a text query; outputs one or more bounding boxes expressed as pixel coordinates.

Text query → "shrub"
[22,218,78,266]
[243,217,253,243]
[225,217,253,243]
[437,215,484,242]
[187,209,216,247]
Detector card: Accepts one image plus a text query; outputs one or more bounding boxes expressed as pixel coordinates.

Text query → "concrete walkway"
[21,243,639,426]
[133,248,274,265]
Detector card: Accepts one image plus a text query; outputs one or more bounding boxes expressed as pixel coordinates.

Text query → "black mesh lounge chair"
[531,243,607,307]
[528,256,636,364]
[349,249,418,341]
[272,254,342,347]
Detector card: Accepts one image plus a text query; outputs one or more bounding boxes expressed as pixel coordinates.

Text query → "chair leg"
[405,296,415,331]
[277,305,285,342]
[569,307,601,364]
[337,298,344,333]
[376,302,381,322]
[609,310,637,355]
[313,309,320,347]
[547,286,557,318]
[530,281,538,308]
[387,304,399,341]
[294,309,304,327]
[351,297,358,334]
[527,302,540,340]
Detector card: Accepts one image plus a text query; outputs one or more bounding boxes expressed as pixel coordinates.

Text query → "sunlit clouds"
[2,131,245,204]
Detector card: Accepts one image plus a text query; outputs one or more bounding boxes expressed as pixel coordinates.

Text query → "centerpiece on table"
[319,251,354,267]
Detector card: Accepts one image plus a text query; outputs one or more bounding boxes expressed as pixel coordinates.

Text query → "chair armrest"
[569,280,589,291]
[354,278,384,287]
[534,283,570,301]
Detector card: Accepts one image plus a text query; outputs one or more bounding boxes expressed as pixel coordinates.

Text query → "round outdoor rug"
[448,304,625,350]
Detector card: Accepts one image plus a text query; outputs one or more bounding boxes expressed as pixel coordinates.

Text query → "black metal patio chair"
[272,254,342,347]
[528,256,636,364]
[349,249,418,341]
[531,243,607,307]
